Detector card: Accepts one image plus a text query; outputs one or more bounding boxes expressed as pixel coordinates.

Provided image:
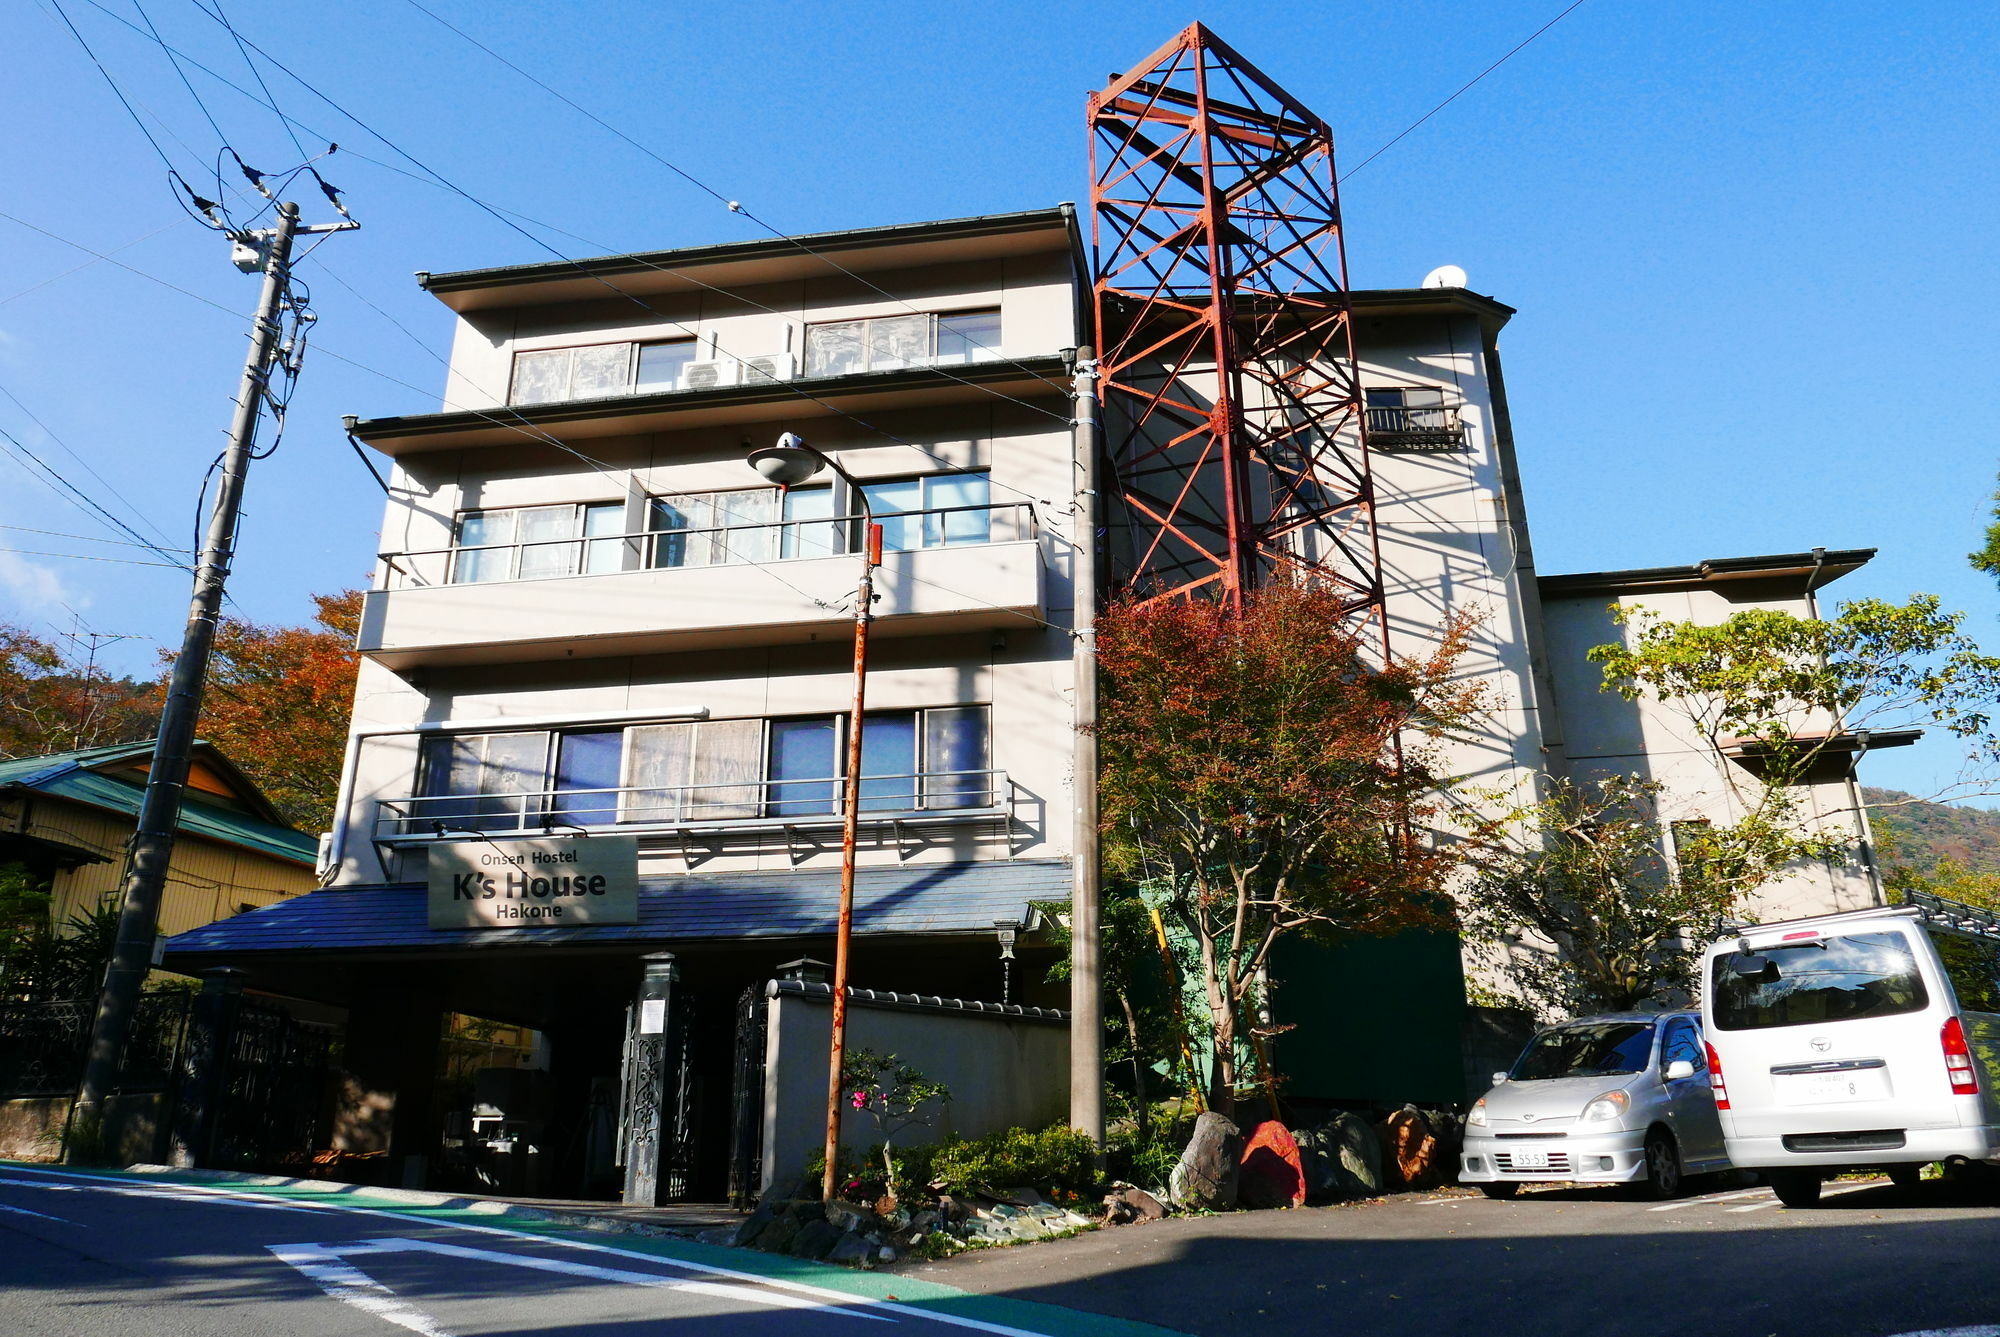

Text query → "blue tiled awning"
[163,858,1072,959]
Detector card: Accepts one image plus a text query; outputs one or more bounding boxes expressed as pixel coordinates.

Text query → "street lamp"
[747,431,882,1203]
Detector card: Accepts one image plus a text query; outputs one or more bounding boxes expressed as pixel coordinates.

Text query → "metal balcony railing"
[376,502,1035,590]
[1364,403,1465,451]
[374,769,1009,843]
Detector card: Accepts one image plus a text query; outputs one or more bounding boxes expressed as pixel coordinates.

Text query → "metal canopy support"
[1087,22,1386,626]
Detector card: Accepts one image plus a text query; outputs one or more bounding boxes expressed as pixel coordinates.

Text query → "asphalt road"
[913,1175,2000,1337]
[0,1165,1164,1337]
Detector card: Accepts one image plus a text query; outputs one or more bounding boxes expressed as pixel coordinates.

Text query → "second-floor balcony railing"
[1364,402,1465,450]
[375,769,1008,843]
[377,502,1034,590]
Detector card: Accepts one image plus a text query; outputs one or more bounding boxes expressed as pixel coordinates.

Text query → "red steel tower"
[1087,23,1384,625]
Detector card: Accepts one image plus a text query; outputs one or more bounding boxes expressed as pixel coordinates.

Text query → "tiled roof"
[164,858,1072,958]
[0,742,317,866]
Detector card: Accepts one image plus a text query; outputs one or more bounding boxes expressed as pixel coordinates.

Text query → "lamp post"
[747,431,881,1203]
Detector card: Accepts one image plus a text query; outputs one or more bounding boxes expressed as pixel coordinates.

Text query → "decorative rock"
[1293,1126,1343,1203]
[754,1214,801,1254]
[1376,1106,1439,1190]
[731,1201,777,1247]
[827,1231,875,1266]
[907,1209,939,1233]
[791,1218,842,1260]
[1330,1112,1384,1197]
[877,1245,898,1265]
[1103,1187,1168,1224]
[1168,1111,1242,1210]
[1237,1120,1307,1209]
[824,1199,874,1233]
[934,1194,969,1226]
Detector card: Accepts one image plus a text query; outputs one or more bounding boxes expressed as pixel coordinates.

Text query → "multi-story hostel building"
[165,204,1898,1197]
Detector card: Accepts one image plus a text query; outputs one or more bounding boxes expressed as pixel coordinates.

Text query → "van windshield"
[1510,1022,1655,1080]
[1711,930,1928,1031]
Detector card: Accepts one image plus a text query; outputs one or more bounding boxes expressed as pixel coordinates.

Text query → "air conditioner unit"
[739,353,796,385]
[680,359,741,392]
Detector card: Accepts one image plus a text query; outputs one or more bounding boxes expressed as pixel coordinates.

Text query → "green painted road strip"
[1,1161,1181,1337]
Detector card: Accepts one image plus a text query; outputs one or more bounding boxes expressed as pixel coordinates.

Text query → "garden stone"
[1103,1187,1167,1224]
[934,1194,968,1226]
[1169,1111,1242,1210]
[877,1245,899,1265]
[824,1199,873,1232]
[1238,1120,1306,1209]
[731,1202,776,1247]
[792,1219,842,1260]
[1376,1106,1438,1190]
[754,1214,800,1254]
[827,1231,874,1266]
[1331,1112,1384,1197]
[908,1209,939,1233]
[1294,1127,1342,1203]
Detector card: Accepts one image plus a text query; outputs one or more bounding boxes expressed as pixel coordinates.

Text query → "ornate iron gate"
[619,993,699,1202]
[197,1001,336,1170]
[727,984,768,1208]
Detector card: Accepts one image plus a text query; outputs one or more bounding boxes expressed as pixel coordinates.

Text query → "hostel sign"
[427,835,639,929]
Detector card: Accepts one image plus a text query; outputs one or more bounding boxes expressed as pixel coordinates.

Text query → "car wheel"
[1767,1170,1822,1208]
[1478,1182,1520,1200]
[1640,1130,1683,1200]
[1887,1165,1925,1189]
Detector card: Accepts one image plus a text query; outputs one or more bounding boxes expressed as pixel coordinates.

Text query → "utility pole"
[1069,346,1104,1142]
[68,201,353,1148]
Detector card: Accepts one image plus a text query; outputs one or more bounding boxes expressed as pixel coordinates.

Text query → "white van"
[1700,894,2000,1206]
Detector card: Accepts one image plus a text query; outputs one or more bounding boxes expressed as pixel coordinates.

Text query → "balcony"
[1365,402,1465,452]
[375,769,1015,855]
[358,503,1046,669]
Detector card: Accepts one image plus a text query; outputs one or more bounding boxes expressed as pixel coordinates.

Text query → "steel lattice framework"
[1087,24,1384,623]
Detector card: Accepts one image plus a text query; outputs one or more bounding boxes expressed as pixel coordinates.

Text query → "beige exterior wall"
[334,239,1085,890]
[1540,583,1879,922]
[24,798,314,938]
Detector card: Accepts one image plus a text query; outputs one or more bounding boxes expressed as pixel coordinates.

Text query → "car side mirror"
[1491,1071,1509,1085]
[1664,1060,1696,1082]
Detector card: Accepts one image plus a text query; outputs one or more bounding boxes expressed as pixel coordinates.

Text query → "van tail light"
[1706,1041,1730,1110]
[1942,1016,1980,1096]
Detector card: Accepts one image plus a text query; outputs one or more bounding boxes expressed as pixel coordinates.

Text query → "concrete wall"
[1541,582,1878,922]
[0,1093,167,1164]
[760,989,1068,1193]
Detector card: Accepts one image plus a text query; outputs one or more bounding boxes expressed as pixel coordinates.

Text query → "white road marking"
[1648,1188,1771,1212]
[1,1166,1071,1336]
[0,1201,75,1224]
[269,1238,891,1329]
[1729,1179,1885,1212]
[270,1246,453,1337]
[1882,1327,2000,1337]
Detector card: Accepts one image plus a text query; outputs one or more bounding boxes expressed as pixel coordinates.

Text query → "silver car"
[1459,1010,1730,1199]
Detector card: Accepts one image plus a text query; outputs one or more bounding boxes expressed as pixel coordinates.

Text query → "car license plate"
[1509,1149,1550,1169]
[1778,1069,1889,1105]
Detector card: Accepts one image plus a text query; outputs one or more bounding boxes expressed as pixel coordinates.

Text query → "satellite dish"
[1421,264,1468,290]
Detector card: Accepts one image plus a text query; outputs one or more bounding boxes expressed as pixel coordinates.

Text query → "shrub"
[1106,1122,1183,1193]
[928,1125,1099,1197]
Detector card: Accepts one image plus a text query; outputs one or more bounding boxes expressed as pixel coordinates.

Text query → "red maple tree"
[1094,581,1481,1111]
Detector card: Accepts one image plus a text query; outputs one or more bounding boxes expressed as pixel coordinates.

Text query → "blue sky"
[1,1,1996,798]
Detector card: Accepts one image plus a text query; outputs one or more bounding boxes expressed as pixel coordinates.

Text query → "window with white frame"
[413,707,992,832]
[646,485,837,568]
[509,338,698,405]
[859,472,992,551]
[449,502,624,584]
[802,309,1002,379]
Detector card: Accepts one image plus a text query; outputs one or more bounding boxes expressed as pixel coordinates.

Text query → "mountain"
[1863,787,2000,876]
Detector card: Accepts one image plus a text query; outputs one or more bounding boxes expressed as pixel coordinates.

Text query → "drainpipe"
[1803,547,1884,905]
[1068,346,1104,1143]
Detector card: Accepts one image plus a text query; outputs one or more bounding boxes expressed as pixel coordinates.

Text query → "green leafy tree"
[1461,776,1798,1018]
[1095,582,1482,1113]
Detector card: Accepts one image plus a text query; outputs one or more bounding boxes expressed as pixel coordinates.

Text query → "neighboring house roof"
[163,858,1073,960]
[0,740,317,867]
[1539,548,1876,599]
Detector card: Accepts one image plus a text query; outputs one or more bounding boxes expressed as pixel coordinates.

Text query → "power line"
[1340,0,1595,182]
[138,1,1076,457]
[128,0,228,149]
[0,523,192,552]
[0,545,189,569]
[0,423,195,571]
[0,378,181,549]
[396,0,1070,398]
